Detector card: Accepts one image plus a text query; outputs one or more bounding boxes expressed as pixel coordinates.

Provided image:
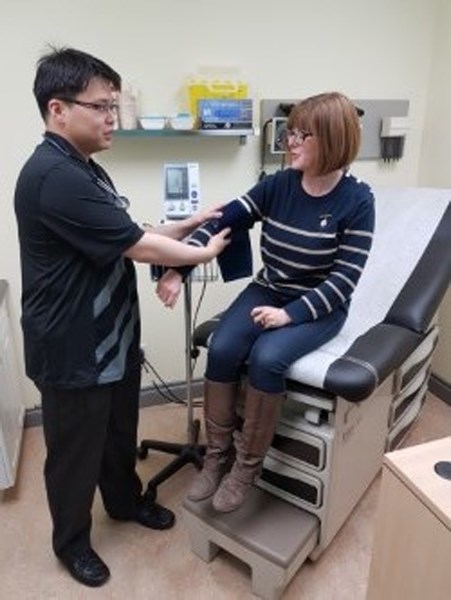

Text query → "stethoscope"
[45,135,130,210]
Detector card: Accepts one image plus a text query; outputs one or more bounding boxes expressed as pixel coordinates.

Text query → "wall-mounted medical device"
[259,98,410,173]
[380,116,411,162]
[269,117,289,154]
[198,99,253,130]
[151,162,202,280]
[163,162,200,220]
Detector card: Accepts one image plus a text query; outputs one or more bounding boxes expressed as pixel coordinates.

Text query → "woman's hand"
[251,306,292,329]
[156,269,183,308]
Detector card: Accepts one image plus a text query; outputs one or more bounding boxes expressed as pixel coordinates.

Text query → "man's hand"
[205,227,231,259]
[187,204,224,230]
[251,306,292,329]
[143,204,225,241]
[156,269,183,308]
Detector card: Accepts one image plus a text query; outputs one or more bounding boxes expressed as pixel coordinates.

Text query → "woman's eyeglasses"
[283,129,313,145]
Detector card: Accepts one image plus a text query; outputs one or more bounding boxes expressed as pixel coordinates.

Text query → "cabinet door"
[367,451,451,600]
[0,305,24,488]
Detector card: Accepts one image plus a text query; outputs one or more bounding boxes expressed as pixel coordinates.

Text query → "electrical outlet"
[269,117,288,154]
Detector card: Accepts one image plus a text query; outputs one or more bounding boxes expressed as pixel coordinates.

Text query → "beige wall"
[418,0,451,384]
[0,0,447,408]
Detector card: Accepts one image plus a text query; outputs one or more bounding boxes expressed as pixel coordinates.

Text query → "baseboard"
[139,379,204,408]
[24,373,450,428]
[429,372,451,405]
[24,379,204,428]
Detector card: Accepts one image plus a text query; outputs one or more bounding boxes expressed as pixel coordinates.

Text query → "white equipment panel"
[164,162,200,220]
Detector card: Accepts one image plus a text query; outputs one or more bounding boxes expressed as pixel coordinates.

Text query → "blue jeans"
[206,283,347,394]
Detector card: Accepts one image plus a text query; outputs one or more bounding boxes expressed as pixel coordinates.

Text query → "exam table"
[182,187,451,600]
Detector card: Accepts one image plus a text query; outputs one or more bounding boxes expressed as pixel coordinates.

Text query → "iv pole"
[138,275,206,503]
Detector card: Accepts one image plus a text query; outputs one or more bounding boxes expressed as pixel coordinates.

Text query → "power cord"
[258,118,273,181]
[140,353,204,408]
[140,352,184,404]
[139,275,209,408]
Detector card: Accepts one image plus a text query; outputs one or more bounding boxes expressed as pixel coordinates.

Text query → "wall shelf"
[114,128,255,145]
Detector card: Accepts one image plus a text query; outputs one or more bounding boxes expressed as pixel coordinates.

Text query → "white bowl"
[169,114,196,130]
[139,116,166,130]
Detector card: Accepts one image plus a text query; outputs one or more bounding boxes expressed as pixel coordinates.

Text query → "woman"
[158,92,375,513]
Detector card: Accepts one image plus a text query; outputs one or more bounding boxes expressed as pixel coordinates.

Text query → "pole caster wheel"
[137,444,149,460]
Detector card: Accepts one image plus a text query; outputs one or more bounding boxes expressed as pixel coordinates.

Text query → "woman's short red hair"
[287,92,361,175]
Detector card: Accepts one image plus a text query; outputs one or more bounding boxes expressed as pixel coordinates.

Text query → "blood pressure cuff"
[174,199,254,282]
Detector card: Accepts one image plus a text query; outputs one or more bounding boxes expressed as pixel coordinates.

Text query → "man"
[14,47,229,588]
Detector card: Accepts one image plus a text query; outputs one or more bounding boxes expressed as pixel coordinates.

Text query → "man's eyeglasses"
[283,129,313,145]
[59,97,119,115]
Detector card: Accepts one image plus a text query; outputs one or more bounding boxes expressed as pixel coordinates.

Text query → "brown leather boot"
[185,379,238,502]
[212,384,283,513]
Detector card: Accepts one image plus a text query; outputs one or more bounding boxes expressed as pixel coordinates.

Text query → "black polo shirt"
[14,132,145,389]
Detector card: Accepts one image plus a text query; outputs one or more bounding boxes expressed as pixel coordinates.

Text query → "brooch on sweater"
[319,214,332,228]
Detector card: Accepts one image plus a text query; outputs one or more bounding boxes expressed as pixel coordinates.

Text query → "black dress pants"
[40,370,143,557]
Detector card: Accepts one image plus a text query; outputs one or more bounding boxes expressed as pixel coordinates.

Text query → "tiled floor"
[1,393,449,599]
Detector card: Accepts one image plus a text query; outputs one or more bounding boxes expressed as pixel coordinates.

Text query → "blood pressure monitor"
[163,162,200,220]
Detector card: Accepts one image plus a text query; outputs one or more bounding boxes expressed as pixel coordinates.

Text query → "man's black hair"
[33,46,121,119]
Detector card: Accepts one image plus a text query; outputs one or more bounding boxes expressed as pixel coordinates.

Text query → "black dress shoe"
[135,501,175,530]
[59,547,110,587]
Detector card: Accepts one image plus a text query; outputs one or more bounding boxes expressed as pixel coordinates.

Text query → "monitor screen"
[165,165,189,200]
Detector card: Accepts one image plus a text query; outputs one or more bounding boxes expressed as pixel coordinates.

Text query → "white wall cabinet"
[0,281,25,489]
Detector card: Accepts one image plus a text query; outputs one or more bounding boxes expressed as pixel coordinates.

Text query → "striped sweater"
[185,168,375,324]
